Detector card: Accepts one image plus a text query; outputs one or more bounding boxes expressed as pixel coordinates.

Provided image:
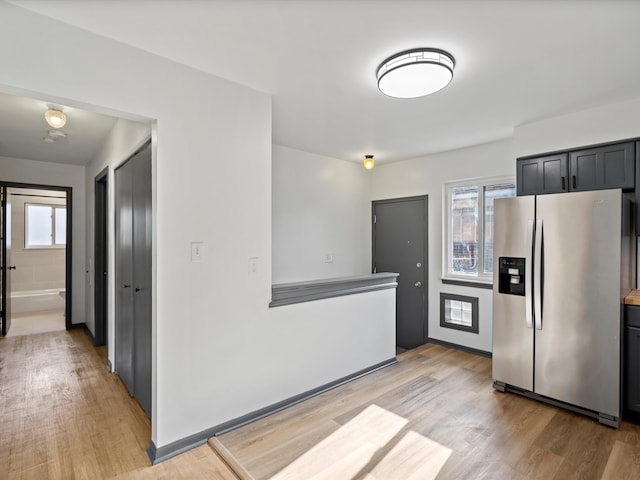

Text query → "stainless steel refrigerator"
[492,189,635,426]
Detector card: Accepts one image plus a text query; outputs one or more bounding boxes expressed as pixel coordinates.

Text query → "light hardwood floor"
[0,329,237,480]
[3,329,640,479]
[216,344,640,480]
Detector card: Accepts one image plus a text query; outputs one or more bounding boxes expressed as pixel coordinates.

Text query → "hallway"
[0,329,235,479]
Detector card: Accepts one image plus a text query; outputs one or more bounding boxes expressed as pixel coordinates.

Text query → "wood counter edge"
[625,290,640,306]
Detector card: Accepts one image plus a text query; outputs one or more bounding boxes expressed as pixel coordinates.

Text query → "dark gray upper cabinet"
[569,142,635,191]
[517,141,635,196]
[517,153,568,196]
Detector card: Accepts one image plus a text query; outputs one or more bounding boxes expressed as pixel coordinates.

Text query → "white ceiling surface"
[0,92,119,165]
[9,0,640,165]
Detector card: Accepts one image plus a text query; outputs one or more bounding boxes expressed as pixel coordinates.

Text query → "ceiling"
[0,92,119,165]
[7,0,640,166]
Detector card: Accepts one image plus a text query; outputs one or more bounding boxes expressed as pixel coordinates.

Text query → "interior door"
[372,196,428,349]
[115,160,135,395]
[1,187,13,336]
[94,169,108,346]
[132,143,152,417]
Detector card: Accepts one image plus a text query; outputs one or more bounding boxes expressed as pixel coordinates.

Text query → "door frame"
[94,167,109,346]
[0,181,73,330]
[372,195,429,345]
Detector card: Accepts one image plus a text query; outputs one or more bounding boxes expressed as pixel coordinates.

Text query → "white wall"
[84,118,152,357]
[0,3,394,451]
[272,144,371,283]
[0,156,86,324]
[371,139,515,353]
[514,96,640,158]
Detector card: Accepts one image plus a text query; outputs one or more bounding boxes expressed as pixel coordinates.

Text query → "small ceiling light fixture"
[364,155,375,170]
[376,48,455,99]
[44,108,67,128]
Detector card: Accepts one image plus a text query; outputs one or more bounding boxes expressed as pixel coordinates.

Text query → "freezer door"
[535,190,622,417]
[492,196,535,390]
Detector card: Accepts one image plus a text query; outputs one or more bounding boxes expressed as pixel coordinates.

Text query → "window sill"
[441,277,493,290]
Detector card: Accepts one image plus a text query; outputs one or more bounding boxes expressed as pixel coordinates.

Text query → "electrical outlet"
[324,253,334,263]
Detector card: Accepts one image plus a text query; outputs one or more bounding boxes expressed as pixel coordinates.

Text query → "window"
[444,177,515,283]
[25,203,67,248]
[440,293,479,333]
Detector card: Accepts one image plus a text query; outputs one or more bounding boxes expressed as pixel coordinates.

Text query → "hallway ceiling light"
[376,48,455,99]
[364,155,375,170]
[44,108,67,128]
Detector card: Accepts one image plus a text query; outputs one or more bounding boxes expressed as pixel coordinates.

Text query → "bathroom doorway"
[1,184,71,337]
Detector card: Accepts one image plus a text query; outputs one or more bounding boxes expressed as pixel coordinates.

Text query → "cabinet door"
[626,324,640,413]
[570,142,635,191]
[517,154,568,196]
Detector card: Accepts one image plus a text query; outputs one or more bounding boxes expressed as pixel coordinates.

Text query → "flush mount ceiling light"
[44,108,67,128]
[376,48,455,99]
[364,155,375,170]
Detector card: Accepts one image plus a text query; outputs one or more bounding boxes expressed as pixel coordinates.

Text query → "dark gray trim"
[0,181,73,329]
[270,272,398,307]
[441,278,493,290]
[69,322,86,330]
[427,336,491,358]
[146,357,397,464]
[440,292,479,334]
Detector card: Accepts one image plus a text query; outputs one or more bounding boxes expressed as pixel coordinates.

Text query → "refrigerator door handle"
[534,219,543,330]
[525,219,534,329]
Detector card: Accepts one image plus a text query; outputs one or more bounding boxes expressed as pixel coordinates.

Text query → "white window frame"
[442,175,515,285]
[25,203,67,249]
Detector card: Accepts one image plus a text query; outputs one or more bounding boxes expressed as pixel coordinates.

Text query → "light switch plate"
[191,242,204,262]
[248,257,259,274]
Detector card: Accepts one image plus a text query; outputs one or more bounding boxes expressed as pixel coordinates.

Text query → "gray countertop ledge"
[270,272,399,308]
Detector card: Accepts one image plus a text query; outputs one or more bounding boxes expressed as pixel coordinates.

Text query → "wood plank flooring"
[0,329,238,479]
[216,343,640,480]
[4,328,640,479]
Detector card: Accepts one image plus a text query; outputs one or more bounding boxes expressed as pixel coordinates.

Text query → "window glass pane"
[483,183,516,273]
[451,185,479,275]
[27,205,52,246]
[444,298,473,327]
[54,207,66,245]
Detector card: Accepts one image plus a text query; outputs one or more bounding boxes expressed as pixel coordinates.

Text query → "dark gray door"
[132,144,152,417]
[115,158,135,395]
[94,169,108,346]
[115,141,152,417]
[372,196,428,349]
[1,187,12,335]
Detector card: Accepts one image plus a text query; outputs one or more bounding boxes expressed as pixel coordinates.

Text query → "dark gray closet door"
[115,159,135,396]
[132,144,152,417]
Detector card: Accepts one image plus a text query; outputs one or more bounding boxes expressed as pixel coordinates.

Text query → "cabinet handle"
[561,176,566,190]
[572,175,577,189]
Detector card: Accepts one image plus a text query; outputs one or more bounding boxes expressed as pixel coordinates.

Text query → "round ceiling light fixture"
[45,108,67,128]
[376,48,455,99]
